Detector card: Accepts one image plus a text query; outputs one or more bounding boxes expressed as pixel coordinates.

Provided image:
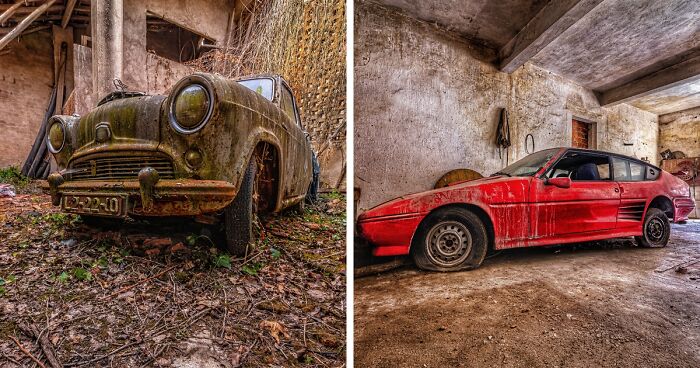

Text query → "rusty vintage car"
[46,73,319,255]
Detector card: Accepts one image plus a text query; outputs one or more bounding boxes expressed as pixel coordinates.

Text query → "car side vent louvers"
[68,153,175,181]
[618,201,646,221]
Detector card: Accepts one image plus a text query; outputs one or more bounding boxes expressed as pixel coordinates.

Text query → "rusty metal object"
[434,169,484,189]
[46,73,314,219]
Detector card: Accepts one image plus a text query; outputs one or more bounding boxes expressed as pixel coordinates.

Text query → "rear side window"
[612,157,645,181]
[280,84,299,126]
[646,166,660,180]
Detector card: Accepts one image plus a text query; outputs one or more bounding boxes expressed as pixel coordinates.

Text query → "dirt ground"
[0,190,346,367]
[355,221,700,368]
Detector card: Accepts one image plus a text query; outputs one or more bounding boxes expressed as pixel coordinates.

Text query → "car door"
[279,81,311,200]
[529,151,620,238]
[612,157,658,229]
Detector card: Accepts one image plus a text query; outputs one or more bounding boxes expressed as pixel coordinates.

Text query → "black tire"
[305,151,320,204]
[412,207,488,272]
[635,207,670,248]
[224,158,256,256]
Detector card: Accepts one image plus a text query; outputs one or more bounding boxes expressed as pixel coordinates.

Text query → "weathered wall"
[0,31,54,168]
[658,107,700,159]
[71,49,191,116]
[121,0,233,94]
[355,1,659,211]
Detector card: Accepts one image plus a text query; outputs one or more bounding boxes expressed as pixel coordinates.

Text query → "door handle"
[614,188,619,193]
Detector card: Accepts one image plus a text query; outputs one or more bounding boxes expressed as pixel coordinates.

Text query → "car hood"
[359,175,524,221]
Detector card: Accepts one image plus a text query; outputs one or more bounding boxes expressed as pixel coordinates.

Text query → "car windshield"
[237,78,274,101]
[492,148,559,177]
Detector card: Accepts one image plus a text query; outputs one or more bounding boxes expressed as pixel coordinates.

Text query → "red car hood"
[358,175,519,221]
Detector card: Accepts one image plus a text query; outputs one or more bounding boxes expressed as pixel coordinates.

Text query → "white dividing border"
[345,0,355,365]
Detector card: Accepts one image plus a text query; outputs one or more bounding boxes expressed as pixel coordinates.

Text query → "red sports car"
[357,148,696,271]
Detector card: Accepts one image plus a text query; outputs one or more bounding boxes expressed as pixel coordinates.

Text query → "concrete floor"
[355,221,700,367]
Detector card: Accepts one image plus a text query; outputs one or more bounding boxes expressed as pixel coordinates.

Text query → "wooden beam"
[0,0,56,51]
[61,0,78,28]
[499,0,604,73]
[597,54,700,107]
[0,1,24,26]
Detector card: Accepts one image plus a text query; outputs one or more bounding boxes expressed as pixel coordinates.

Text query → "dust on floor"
[355,221,700,368]
[0,191,346,367]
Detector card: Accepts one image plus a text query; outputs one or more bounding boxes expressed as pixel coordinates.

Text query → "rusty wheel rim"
[426,221,472,267]
[646,217,665,242]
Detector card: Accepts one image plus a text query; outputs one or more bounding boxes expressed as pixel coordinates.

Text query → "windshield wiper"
[491,171,511,177]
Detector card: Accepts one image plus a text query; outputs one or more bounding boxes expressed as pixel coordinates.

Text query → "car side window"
[646,166,660,180]
[612,157,645,181]
[546,152,610,181]
[280,84,299,126]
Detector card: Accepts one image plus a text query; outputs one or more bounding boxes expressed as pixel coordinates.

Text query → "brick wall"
[572,119,590,148]
[0,31,54,168]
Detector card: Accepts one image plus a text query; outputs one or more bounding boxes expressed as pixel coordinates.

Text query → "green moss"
[0,166,29,189]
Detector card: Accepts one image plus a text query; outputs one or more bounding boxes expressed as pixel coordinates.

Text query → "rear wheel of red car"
[635,207,670,248]
[224,158,257,256]
[412,208,488,272]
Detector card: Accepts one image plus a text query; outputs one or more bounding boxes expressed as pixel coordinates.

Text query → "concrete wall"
[122,0,232,93]
[659,107,700,159]
[0,31,54,168]
[355,1,659,212]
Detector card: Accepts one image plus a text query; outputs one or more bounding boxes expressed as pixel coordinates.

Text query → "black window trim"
[611,156,657,182]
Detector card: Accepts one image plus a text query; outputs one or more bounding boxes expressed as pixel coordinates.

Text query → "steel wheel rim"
[646,217,665,242]
[425,221,472,267]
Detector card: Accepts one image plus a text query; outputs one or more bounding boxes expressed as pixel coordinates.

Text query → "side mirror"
[545,177,571,188]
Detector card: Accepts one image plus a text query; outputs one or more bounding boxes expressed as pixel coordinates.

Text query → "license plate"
[62,193,128,217]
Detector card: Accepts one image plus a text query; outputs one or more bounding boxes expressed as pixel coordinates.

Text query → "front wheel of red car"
[412,208,488,272]
[635,207,670,248]
[224,158,257,257]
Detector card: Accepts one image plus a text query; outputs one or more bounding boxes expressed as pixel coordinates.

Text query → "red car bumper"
[357,213,424,256]
[673,197,695,222]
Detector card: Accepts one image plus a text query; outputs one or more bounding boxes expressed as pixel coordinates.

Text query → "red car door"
[612,157,657,229]
[529,152,620,238]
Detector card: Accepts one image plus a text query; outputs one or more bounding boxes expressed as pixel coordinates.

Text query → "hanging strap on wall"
[496,108,511,165]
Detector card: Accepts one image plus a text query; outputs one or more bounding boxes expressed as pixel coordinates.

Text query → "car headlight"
[168,78,214,134]
[47,120,65,153]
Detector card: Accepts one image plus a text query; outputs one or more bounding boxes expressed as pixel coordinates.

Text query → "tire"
[224,158,256,256]
[412,207,488,272]
[305,151,320,204]
[635,207,670,248]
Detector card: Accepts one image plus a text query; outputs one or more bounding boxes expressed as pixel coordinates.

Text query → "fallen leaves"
[259,320,291,344]
[0,192,346,367]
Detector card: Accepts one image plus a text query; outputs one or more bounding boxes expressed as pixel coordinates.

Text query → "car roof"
[556,147,661,171]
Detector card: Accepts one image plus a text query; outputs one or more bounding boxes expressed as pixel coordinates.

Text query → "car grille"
[68,153,175,181]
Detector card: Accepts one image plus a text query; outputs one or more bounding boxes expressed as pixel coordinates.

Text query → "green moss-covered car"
[46,73,319,255]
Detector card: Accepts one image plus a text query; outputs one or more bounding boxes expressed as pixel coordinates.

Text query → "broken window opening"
[146,15,212,63]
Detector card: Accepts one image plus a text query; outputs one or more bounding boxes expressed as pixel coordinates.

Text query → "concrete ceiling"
[377,0,700,115]
[628,80,700,116]
[374,0,549,50]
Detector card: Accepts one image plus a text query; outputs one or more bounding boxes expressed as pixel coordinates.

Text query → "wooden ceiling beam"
[61,0,78,28]
[0,1,24,26]
[0,0,57,51]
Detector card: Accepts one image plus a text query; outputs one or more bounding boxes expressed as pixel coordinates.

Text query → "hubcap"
[646,218,665,242]
[426,221,472,267]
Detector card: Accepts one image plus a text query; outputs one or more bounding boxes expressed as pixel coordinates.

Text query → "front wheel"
[223,158,257,256]
[635,207,670,248]
[412,208,488,272]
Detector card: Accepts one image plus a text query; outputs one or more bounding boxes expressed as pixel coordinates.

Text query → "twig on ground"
[8,335,47,368]
[20,324,62,368]
[107,265,177,298]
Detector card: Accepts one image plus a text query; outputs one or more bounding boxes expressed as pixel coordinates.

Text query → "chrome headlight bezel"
[168,75,215,135]
[46,118,66,154]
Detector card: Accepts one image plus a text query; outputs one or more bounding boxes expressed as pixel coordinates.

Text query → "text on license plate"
[62,194,127,217]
